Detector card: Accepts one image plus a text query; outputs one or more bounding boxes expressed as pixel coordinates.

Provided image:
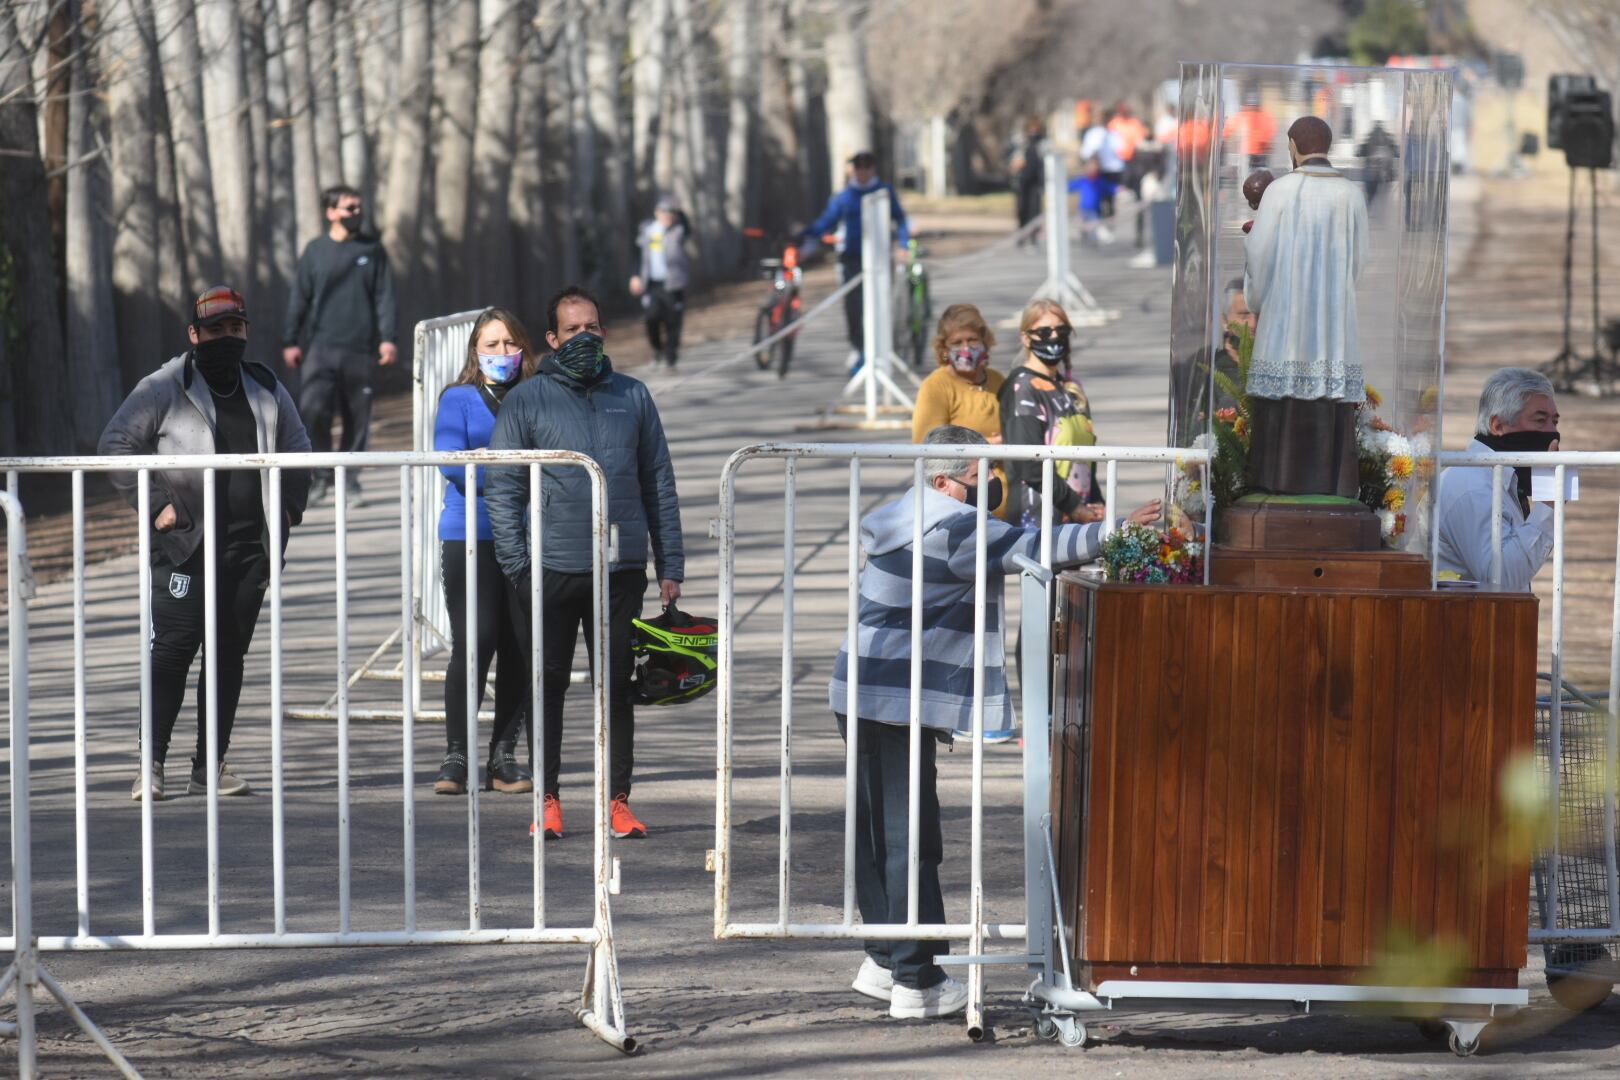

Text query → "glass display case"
[1167,62,1452,556]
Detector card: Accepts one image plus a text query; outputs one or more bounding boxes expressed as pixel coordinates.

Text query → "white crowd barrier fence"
[1433,449,1620,963]
[711,440,1211,1039]
[0,450,632,1077]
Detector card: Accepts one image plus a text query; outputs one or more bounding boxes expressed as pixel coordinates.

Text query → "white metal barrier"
[1030,150,1118,328]
[711,440,1209,1038]
[0,451,632,1076]
[1434,449,1620,957]
[839,191,918,425]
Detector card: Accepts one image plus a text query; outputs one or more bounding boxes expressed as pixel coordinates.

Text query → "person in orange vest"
[1223,93,1278,168]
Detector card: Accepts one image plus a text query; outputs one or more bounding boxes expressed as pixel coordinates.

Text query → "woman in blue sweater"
[434,308,538,795]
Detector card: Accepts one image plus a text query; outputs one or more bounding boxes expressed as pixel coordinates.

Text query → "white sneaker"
[889,975,968,1019]
[852,957,895,1002]
[189,761,251,796]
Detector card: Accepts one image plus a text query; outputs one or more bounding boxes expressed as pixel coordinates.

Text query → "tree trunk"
[468,0,522,306]
[628,0,670,201]
[509,8,551,327]
[152,73,187,346]
[360,0,397,194]
[63,19,123,447]
[0,2,72,454]
[335,0,371,193]
[719,0,759,271]
[564,11,597,288]
[585,4,630,289]
[431,0,478,302]
[262,0,298,284]
[155,0,224,288]
[670,0,713,274]
[822,0,872,195]
[277,0,323,249]
[306,0,343,185]
[197,0,258,287]
[382,0,432,318]
[757,0,804,230]
[43,0,71,293]
[242,0,274,303]
[100,0,167,389]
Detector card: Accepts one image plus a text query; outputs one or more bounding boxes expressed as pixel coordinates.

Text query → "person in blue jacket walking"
[433,308,538,796]
[801,151,910,377]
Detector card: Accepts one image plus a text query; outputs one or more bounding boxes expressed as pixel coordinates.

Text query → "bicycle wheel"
[776,329,795,379]
[910,277,931,368]
[753,307,775,370]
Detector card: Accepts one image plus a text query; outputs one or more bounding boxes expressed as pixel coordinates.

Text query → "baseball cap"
[655,193,679,212]
[849,150,876,169]
[193,285,250,328]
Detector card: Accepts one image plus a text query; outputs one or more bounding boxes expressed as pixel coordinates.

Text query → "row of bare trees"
[0,0,1349,457]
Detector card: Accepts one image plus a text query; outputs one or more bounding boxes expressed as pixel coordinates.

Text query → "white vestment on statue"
[1243,162,1369,403]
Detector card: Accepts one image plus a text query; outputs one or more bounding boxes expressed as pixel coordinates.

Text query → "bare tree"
[586,4,631,285]
[381,0,432,313]
[335,0,370,192]
[629,0,670,199]
[719,0,758,269]
[431,0,478,300]
[155,0,224,288]
[197,0,256,285]
[276,0,322,249]
[820,0,870,193]
[305,0,342,185]
[1535,0,1620,101]
[468,0,522,305]
[0,0,72,453]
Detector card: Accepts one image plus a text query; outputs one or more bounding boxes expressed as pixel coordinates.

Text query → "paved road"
[3,210,1616,1077]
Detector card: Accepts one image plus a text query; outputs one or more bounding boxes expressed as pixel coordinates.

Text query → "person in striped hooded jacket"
[829,424,1159,1020]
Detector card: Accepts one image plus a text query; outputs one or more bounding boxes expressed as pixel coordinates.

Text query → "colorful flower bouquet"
[1356,384,1434,544]
[1100,523,1205,585]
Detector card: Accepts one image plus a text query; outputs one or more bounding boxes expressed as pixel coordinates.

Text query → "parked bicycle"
[895,238,932,369]
[746,229,804,379]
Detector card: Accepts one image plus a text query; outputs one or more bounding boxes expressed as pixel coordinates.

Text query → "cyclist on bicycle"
[800,150,910,377]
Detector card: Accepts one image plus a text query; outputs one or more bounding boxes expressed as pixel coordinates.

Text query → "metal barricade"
[711,440,1209,1038]
[0,451,632,1077]
[1434,449,1620,983]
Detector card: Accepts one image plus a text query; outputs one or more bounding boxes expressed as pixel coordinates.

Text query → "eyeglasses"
[1025,325,1072,342]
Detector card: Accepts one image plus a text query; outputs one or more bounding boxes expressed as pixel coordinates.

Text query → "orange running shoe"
[528,794,563,840]
[610,795,647,839]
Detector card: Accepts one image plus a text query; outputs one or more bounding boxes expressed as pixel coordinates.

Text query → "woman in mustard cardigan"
[911,303,1008,517]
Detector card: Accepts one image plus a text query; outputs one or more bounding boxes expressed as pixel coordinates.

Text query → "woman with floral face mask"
[911,304,1008,517]
[432,308,539,796]
[999,299,1104,528]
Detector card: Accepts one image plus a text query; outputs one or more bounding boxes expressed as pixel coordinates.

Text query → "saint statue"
[1242,116,1369,498]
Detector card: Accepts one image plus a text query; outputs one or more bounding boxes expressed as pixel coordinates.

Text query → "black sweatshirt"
[282,233,399,353]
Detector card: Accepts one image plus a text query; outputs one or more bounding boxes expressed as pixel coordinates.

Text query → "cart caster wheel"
[1035,1015,1059,1041]
[1448,1031,1478,1058]
[1057,1018,1087,1048]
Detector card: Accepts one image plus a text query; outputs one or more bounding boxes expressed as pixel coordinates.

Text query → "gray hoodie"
[829,485,1104,732]
[97,353,313,565]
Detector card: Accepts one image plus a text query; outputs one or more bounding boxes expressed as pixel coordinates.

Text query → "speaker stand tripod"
[1543,166,1615,394]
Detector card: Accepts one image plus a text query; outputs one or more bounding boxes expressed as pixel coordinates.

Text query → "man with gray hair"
[829,424,1158,1019]
[1435,367,1561,590]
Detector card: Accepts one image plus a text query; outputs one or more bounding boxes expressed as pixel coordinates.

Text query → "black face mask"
[341,212,364,234]
[1029,338,1071,367]
[194,335,247,389]
[553,331,607,383]
[1477,428,1560,507]
[954,475,1003,511]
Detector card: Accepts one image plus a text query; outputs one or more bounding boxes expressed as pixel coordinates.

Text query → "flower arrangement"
[1356,384,1433,545]
[1101,523,1204,585]
[1174,320,1254,520]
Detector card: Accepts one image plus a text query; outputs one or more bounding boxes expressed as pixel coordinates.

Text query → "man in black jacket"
[486,286,684,842]
[282,184,398,505]
[100,286,312,800]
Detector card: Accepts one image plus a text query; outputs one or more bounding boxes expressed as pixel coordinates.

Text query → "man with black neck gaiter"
[1436,367,1562,591]
[99,286,312,801]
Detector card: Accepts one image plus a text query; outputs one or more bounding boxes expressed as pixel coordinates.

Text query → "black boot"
[434,747,468,795]
[486,741,534,793]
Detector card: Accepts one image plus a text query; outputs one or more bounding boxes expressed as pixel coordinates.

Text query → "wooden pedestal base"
[1218,500,1382,552]
[1210,548,1432,590]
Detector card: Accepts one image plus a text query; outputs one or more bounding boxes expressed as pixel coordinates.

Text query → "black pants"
[440,540,527,758]
[836,715,948,990]
[1016,174,1043,229]
[298,343,374,484]
[642,282,685,366]
[839,254,864,351]
[517,568,646,799]
[148,544,270,770]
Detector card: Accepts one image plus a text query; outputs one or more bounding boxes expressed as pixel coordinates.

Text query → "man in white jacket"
[1435,368,1561,591]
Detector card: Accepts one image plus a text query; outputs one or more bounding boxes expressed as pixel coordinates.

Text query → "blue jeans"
[836,715,948,990]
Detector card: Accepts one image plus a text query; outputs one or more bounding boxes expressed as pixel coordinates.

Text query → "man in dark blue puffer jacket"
[486,286,684,841]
